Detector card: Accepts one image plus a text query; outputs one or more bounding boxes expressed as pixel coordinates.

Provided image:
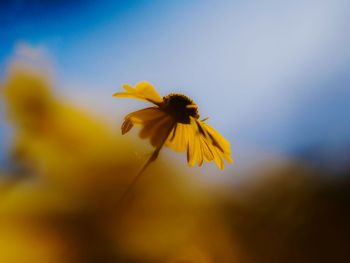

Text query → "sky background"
[1,0,350,172]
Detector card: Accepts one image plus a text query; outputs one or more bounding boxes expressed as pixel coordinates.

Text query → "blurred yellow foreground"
[0,63,349,263]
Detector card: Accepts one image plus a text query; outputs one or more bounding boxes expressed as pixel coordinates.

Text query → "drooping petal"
[200,137,215,162]
[126,107,165,125]
[209,143,225,170]
[187,125,197,166]
[113,82,163,104]
[165,123,188,152]
[121,106,175,148]
[143,115,174,148]
[197,120,231,154]
[163,117,232,169]
[193,118,232,169]
[121,107,163,134]
[138,114,168,139]
[121,118,133,134]
[150,118,174,147]
[196,134,204,166]
[201,121,231,156]
[224,153,233,163]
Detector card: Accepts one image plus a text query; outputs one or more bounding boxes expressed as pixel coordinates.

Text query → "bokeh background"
[0,1,350,262]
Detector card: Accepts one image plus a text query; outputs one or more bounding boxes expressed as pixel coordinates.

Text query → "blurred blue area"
[1,0,350,171]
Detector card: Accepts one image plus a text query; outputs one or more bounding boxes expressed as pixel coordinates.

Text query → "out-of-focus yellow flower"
[1,65,136,193]
[113,82,233,169]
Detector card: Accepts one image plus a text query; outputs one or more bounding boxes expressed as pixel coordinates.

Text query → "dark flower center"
[161,94,199,124]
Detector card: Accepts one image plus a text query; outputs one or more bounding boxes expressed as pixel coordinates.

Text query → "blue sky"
[1,0,350,170]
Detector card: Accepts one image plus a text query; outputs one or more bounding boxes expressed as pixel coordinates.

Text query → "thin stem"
[118,123,175,204]
[118,148,158,203]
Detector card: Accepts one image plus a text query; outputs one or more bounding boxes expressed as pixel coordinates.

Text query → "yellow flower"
[113,82,232,170]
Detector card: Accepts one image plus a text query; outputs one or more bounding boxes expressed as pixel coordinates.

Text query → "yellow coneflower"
[113,81,232,170]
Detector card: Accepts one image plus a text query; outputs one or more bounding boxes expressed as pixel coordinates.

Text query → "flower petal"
[126,107,164,124]
[113,81,163,104]
[192,118,232,169]
[165,123,188,152]
[121,118,133,134]
[201,122,231,155]
[122,106,175,148]
[210,144,225,170]
[187,124,197,166]
[121,107,163,134]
